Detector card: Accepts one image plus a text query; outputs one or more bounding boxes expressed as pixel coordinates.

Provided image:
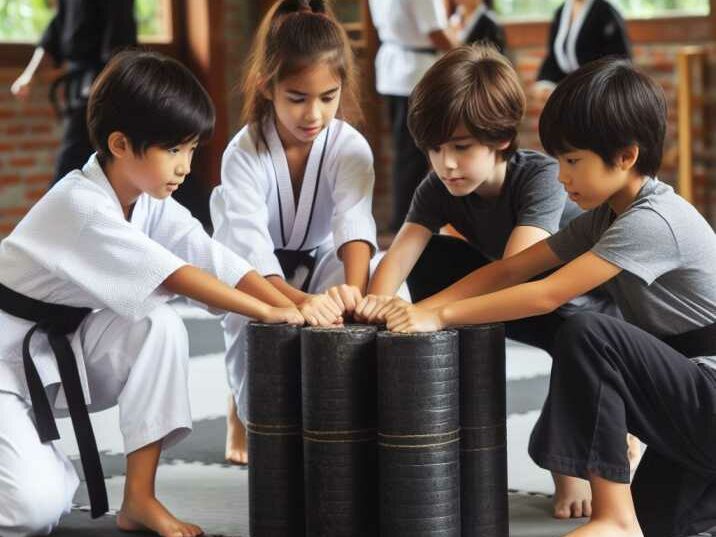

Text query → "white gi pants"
[224,250,409,424]
[0,304,191,537]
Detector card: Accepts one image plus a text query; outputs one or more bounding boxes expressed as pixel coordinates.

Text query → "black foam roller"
[378,330,461,537]
[301,325,378,537]
[458,324,508,537]
[247,323,304,537]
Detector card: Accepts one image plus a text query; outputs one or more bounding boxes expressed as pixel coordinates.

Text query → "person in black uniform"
[450,0,506,53]
[11,0,137,186]
[534,0,630,94]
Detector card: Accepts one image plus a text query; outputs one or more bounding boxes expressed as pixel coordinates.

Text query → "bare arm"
[267,275,309,305]
[387,252,621,332]
[438,252,620,325]
[368,223,432,295]
[163,266,273,320]
[11,47,46,100]
[339,240,372,294]
[417,240,562,311]
[236,271,294,308]
[428,28,459,51]
[502,225,551,259]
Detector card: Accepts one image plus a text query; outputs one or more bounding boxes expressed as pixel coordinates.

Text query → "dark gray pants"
[529,312,716,537]
[386,95,429,232]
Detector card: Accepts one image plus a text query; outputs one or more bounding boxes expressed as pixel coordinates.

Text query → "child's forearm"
[267,275,309,305]
[236,271,294,308]
[339,240,371,294]
[367,252,408,296]
[438,280,559,327]
[163,265,270,319]
[419,240,560,311]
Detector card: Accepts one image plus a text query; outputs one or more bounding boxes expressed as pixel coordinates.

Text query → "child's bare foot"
[627,434,642,476]
[225,395,248,465]
[565,518,643,537]
[552,473,592,519]
[117,495,203,537]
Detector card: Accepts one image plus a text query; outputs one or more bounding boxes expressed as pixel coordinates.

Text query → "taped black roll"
[247,323,305,537]
[377,330,461,537]
[301,325,378,537]
[458,324,508,537]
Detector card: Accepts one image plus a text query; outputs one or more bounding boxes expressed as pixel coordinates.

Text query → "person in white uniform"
[0,51,303,537]
[212,0,407,465]
[368,0,458,231]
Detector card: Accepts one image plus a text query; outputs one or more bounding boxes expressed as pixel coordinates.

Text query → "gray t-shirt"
[548,178,716,365]
[406,150,581,261]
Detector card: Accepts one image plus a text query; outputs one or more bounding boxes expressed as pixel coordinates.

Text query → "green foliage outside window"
[0,0,166,43]
[495,0,710,20]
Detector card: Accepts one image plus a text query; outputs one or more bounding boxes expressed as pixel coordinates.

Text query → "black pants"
[387,95,429,232]
[407,235,565,352]
[528,312,716,537]
[53,105,93,186]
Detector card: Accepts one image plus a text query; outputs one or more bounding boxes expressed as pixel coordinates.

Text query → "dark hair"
[87,50,215,163]
[539,58,667,176]
[241,0,361,130]
[408,44,525,160]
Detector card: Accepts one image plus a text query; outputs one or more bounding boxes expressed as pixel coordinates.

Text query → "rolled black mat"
[247,323,305,537]
[378,330,461,537]
[301,325,378,537]
[458,324,508,537]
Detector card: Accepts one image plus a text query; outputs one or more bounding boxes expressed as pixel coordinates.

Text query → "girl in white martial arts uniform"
[0,51,303,537]
[211,0,405,464]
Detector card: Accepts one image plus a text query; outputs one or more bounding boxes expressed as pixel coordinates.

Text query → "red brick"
[1,206,29,218]
[25,188,46,202]
[18,140,59,151]
[25,173,52,185]
[9,157,35,167]
[0,175,20,187]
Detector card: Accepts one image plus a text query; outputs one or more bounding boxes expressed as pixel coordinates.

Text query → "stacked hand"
[261,306,305,326]
[381,298,444,334]
[326,284,363,318]
[354,294,393,323]
[299,292,343,326]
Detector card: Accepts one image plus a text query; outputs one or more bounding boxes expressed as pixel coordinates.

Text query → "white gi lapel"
[554,0,574,74]
[566,0,595,72]
[265,120,297,248]
[285,125,330,251]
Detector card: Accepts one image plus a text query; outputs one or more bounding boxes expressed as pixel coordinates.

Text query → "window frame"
[0,0,183,68]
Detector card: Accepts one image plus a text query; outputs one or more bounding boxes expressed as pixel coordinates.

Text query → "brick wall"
[0,67,59,236]
[1,18,714,239]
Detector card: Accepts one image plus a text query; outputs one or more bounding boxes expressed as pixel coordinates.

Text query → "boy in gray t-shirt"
[372,58,716,537]
[358,45,610,520]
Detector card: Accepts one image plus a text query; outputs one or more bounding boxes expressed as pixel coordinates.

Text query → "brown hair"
[408,44,525,160]
[241,0,361,133]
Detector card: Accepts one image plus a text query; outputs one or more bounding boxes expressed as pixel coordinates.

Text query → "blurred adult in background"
[533,0,630,98]
[11,0,137,186]
[449,0,506,52]
[369,0,458,232]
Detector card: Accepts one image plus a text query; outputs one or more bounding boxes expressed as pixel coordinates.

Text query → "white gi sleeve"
[146,196,253,289]
[329,128,378,256]
[56,206,187,320]
[211,136,285,278]
[415,0,449,34]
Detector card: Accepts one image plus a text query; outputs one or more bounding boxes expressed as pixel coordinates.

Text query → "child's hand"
[326,284,363,316]
[262,306,305,326]
[385,303,444,334]
[354,294,393,323]
[299,293,343,327]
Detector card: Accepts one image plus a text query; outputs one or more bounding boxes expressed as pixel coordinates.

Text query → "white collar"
[554,0,595,74]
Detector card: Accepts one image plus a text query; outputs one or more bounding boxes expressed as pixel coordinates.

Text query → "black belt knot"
[275,248,317,292]
[0,283,108,518]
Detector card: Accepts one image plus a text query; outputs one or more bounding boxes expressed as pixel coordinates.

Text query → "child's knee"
[0,468,75,536]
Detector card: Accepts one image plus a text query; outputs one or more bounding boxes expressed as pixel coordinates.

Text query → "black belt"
[275,248,317,292]
[49,61,102,116]
[662,322,716,359]
[0,283,108,518]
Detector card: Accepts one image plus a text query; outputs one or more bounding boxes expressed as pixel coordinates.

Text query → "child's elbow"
[534,288,566,315]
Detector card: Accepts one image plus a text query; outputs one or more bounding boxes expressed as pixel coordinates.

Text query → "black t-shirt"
[406,150,581,261]
[39,0,137,66]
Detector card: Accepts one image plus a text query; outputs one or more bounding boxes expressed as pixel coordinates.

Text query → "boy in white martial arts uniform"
[211,0,407,464]
[0,51,303,537]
